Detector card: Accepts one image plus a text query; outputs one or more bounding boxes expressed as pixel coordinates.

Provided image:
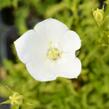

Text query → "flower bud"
[9,92,23,106]
[93,8,104,25]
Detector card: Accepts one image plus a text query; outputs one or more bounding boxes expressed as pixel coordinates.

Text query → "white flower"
[14,18,81,82]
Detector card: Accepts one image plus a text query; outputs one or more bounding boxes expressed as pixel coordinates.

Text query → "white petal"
[57,54,81,78]
[34,18,68,42]
[60,30,81,52]
[14,29,48,63]
[26,59,57,81]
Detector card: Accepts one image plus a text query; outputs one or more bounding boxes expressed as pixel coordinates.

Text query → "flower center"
[47,48,62,61]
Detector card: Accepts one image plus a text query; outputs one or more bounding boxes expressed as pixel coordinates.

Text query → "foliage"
[0,0,109,109]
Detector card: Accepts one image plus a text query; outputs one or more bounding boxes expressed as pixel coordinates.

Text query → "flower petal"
[14,30,48,63]
[60,30,81,52]
[57,54,81,78]
[25,59,57,81]
[34,18,68,42]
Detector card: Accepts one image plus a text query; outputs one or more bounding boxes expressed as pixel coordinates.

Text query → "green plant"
[0,0,109,109]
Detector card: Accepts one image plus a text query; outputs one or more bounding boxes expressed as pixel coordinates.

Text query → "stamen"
[47,48,62,61]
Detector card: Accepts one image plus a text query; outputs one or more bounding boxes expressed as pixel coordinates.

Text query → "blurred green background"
[0,0,109,109]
